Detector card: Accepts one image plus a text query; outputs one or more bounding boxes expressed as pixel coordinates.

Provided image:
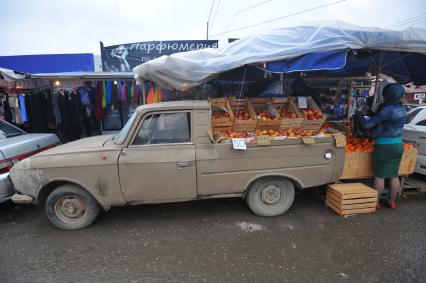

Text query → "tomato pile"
[212,112,230,119]
[345,133,375,152]
[235,110,252,120]
[301,109,323,120]
[255,109,278,120]
[276,105,297,119]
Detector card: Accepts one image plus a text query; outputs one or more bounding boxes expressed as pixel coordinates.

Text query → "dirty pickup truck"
[9,101,345,230]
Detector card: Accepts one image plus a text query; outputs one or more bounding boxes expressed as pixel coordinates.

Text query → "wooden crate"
[298,96,326,130]
[340,147,418,179]
[229,98,257,132]
[209,98,235,133]
[399,148,417,175]
[250,98,281,131]
[271,97,304,130]
[326,183,377,216]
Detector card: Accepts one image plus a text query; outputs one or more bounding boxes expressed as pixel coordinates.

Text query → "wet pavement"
[0,189,425,282]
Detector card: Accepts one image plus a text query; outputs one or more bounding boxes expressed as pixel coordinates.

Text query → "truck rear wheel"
[45,184,100,230]
[246,177,295,216]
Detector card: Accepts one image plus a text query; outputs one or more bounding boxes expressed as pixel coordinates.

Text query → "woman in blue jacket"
[356,84,407,209]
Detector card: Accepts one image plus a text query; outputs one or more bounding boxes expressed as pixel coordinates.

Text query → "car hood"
[34,134,116,157]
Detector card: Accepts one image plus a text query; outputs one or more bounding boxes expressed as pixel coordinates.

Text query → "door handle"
[176,161,192,170]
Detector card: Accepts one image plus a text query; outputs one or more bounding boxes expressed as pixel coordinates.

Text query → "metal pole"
[372,51,383,112]
[206,21,209,40]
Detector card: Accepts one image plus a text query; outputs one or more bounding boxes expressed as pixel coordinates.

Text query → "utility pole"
[206,21,209,40]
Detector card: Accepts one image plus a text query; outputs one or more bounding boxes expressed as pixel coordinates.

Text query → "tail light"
[0,143,57,174]
[0,159,14,174]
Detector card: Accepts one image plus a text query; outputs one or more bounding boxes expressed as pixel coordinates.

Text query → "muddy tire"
[246,177,295,217]
[45,184,100,230]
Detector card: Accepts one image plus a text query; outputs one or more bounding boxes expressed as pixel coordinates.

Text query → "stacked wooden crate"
[271,97,304,130]
[229,98,257,132]
[250,98,281,131]
[210,98,235,133]
[326,183,378,216]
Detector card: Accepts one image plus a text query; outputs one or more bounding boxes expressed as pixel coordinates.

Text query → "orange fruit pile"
[276,105,297,118]
[404,143,413,149]
[346,133,374,152]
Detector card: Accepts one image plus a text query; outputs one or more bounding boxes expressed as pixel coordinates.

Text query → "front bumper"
[0,173,14,203]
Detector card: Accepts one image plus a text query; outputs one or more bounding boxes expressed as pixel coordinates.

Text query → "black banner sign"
[101,40,219,72]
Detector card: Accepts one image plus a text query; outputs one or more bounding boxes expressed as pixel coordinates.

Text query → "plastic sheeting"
[0,67,26,82]
[133,21,426,90]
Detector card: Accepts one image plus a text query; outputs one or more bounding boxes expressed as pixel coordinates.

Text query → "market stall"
[131,21,426,214]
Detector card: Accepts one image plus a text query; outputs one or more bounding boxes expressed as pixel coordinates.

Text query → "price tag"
[298,96,308,109]
[232,138,247,150]
[301,136,315,144]
[332,133,346,148]
[257,135,270,145]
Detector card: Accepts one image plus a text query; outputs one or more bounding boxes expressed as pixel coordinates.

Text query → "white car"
[403,106,426,175]
[0,120,59,203]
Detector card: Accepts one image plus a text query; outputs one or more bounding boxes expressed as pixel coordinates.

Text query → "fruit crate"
[340,147,417,179]
[229,98,257,132]
[250,98,281,131]
[209,98,235,133]
[325,183,377,216]
[297,96,326,130]
[271,97,304,130]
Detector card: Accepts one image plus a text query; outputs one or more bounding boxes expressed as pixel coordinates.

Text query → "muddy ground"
[0,189,425,282]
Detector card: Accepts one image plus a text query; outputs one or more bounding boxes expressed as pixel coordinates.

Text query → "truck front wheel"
[246,177,295,216]
[45,184,100,230]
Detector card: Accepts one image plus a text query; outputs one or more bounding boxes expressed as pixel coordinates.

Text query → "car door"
[118,110,196,203]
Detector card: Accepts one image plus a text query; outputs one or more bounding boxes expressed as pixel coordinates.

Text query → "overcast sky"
[0,0,425,56]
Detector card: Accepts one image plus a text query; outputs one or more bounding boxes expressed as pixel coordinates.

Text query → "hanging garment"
[80,88,91,118]
[39,90,49,130]
[95,82,105,120]
[52,91,62,125]
[146,87,154,104]
[8,95,22,124]
[18,94,28,122]
[45,89,56,128]
[102,81,107,108]
[118,81,127,102]
[106,81,112,105]
[141,83,147,105]
[1,94,12,122]
[112,83,119,108]
[133,82,139,102]
[129,82,134,100]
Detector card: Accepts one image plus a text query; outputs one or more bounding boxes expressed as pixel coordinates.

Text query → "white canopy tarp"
[133,21,426,90]
[0,67,26,82]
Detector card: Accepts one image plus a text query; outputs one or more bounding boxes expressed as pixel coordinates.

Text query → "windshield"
[0,120,26,139]
[113,112,137,144]
[406,108,423,124]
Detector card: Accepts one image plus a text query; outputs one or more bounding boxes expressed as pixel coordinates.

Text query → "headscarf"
[382,83,404,104]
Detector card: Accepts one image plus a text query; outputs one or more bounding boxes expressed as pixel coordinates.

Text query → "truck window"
[133,112,191,145]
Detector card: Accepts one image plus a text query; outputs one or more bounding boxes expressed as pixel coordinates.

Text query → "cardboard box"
[326,183,377,216]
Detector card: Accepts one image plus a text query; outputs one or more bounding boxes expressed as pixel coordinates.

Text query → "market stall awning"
[30,71,134,80]
[133,21,426,90]
[264,51,347,73]
[0,67,27,82]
